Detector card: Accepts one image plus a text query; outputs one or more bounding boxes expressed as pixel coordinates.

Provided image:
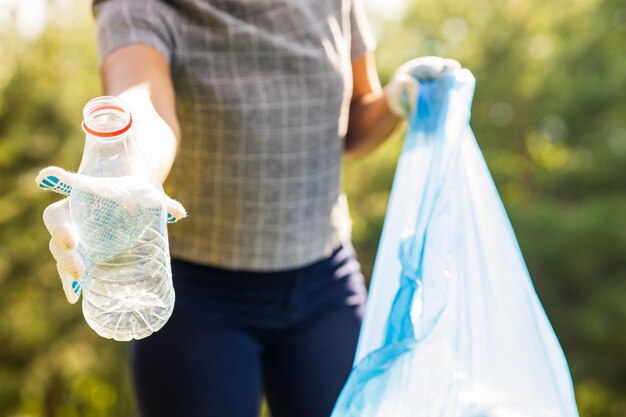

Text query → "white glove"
[36,166,186,304]
[385,56,462,118]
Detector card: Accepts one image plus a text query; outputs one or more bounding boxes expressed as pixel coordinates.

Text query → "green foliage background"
[0,0,624,416]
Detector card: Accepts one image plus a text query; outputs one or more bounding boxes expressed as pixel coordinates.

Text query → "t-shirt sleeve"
[93,0,175,65]
[349,0,376,59]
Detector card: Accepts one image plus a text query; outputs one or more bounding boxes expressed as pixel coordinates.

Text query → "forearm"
[344,89,403,159]
[115,86,178,183]
[101,45,180,183]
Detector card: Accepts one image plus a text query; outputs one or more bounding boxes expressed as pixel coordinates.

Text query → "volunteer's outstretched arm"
[36,44,186,304]
[101,44,180,183]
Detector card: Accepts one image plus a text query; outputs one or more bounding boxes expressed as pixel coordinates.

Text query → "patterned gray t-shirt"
[94,0,375,271]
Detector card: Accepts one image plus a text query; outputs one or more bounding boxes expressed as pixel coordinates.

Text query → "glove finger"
[49,238,85,280]
[43,199,78,250]
[401,75,420,116]
[37,166,129,201]
[444,58,462,71]
[406,56,446,79]
[418,56,446,79]
[386,73,420,117]
[56,263,82,304]
[166,197,187,223]
[36,166,77,196]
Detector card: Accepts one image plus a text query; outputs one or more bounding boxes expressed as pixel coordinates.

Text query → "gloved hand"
[36,166,186,304]
[385,56,462,118]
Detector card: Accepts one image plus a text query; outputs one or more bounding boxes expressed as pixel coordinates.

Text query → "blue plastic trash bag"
[331,70,579,417]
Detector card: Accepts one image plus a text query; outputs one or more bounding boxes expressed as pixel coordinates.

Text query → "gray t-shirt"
[94,0,375,271]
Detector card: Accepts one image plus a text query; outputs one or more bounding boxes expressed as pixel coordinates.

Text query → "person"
[38,0,460,416]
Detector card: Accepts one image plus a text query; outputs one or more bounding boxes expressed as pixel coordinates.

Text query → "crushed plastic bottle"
[71,96,174,341]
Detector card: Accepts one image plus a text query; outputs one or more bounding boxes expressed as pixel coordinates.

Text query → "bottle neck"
[82,96,132,138]
[79,131,137,177]
[78,96,149,178]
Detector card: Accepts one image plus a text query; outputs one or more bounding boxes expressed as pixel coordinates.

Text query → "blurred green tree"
[0,2,135,416]
[0,0,624,416]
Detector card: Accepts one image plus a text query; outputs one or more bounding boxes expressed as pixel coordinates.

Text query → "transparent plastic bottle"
[71,96,174,341]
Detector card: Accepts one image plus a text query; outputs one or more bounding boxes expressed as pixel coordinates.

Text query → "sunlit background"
[0,0,625,416]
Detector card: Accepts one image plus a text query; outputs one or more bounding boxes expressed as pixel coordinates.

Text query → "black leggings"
[131,244,367,417]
